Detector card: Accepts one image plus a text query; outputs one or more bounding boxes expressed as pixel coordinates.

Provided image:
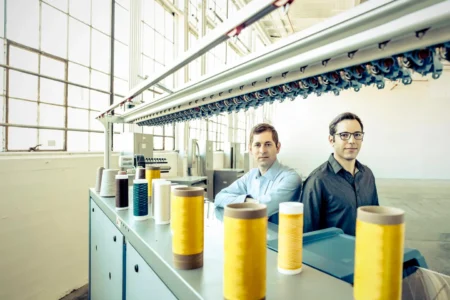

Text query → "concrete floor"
[377,179,450,276]
[61,179,450,299]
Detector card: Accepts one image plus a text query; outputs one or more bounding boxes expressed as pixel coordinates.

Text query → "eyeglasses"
[335,132,365,140]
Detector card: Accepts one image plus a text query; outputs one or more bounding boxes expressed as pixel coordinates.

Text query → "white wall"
[274,72,450,179]
[0,154,117,300]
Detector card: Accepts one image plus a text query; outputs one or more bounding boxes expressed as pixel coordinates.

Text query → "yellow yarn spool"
[354,206,405,300]
[278,202,303,275]
[170,184,187,234]
[224,203,267,300]
[171,187,204,270]
[145,166,160,202]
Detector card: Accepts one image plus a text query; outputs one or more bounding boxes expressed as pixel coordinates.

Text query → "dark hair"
[249,123,279,146]
[329,112,364,136]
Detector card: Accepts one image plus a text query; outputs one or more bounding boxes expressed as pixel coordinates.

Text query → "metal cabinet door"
[90,199,124,300]
[126,241,177,300]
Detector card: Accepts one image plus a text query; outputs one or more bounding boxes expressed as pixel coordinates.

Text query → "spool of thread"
[95,166,104,192]
[278,202,303,275]
[151,179,167,218]
[153,181,172,225]
[133,179,149,221]
[354,206,405,300]
[135,167,146,180]
[100,169,119,197]
[115,171,129,210]
[170,184,186,234]
[224,203,267,300]
[146,165,161,203]
[172,187,204,270]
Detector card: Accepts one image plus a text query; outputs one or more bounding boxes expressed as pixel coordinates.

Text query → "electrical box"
[120,132,154,158]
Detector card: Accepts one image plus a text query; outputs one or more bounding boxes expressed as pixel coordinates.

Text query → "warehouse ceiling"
[257,0,362,42]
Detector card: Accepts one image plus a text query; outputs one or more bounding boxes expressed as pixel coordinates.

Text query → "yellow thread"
[354,220,405,300]
[172,195,204,255]
[146,169,160,197]
[278,213,303,272]
[224,216,266,300]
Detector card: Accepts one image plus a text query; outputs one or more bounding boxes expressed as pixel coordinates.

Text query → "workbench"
[89,188,353,300]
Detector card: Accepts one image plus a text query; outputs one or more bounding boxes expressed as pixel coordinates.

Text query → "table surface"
[90,188,353,300]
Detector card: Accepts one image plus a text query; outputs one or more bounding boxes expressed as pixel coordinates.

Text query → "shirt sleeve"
[300,176,323,233]
[214,172,250,208]
[372,177,380,206]
[258,172,302,217]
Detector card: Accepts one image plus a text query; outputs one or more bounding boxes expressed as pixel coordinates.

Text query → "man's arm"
[214,172,250,208]
[300,177,322,233]
[258,172,302,217]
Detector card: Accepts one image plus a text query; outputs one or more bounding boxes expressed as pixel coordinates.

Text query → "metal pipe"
[120,0,445,121]
[105,0,116,169]
[124,1,450,122]
[96,0,290,118]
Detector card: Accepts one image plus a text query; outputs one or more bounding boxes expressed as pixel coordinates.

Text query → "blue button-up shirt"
[214,160,302,216]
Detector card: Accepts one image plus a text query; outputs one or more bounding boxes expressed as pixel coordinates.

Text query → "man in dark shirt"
[300,112,379,236]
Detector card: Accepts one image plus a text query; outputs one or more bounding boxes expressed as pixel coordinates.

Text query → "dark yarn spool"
[133,179,148,219]
[115,173,129,210]
[136,167,146,179]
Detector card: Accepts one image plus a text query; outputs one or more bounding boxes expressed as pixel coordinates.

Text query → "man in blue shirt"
[214,123,302,217]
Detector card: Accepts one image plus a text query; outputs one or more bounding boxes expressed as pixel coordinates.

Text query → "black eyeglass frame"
[334,132,365,140]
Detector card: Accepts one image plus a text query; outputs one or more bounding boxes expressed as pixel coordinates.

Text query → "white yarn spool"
[151,179,167,217]
[95,166,104,192]
[154,181,172,225]
[100,169,119,197]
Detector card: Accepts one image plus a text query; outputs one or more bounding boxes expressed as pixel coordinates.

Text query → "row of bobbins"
[96,166,405,300]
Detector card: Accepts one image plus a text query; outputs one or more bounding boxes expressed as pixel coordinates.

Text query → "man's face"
[329,119,363,161]
[250,131,280,171]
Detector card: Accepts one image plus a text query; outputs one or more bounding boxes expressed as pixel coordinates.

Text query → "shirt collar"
[328,153,364,174]
[255,159,281,181]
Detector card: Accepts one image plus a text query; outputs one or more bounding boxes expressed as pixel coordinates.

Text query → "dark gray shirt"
[300,154,379,236]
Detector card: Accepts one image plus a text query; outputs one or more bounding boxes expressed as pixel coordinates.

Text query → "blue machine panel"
[126,241,177,300]
[90,199,124,300]
[267,227,427,285]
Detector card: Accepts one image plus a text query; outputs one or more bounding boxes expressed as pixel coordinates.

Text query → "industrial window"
[0,0,114,152]
[208,114,227,151]
[189,115,227,151]
[142,0,175,102]
[143,124,176,151]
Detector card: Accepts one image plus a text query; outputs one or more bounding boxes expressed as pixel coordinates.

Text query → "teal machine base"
[267,227,428,285]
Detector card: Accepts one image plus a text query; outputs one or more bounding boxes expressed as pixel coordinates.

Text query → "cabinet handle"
[134,264,139,273]
[109,272,111,280]
[92,208,94,212]
[113,236,116,242]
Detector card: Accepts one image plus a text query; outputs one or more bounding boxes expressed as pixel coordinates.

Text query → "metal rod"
[105,0,116,169]
[96,0,287,118]
[124,2,450,123]
[119,0,447,122]
[155,83,173,94]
